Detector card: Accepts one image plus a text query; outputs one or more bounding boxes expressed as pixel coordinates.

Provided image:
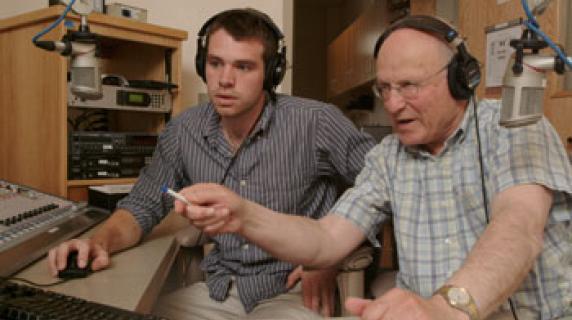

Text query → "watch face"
[448,287,470,305]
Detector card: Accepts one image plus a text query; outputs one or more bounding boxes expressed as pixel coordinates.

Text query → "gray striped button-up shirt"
[332,99,572,318]
[117,94,375,312]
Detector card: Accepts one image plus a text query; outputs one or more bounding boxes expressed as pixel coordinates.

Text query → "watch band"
[435,285,480,320]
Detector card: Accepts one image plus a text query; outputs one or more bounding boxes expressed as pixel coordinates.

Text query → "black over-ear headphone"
[195,8,287,92]
[373,15,481,100]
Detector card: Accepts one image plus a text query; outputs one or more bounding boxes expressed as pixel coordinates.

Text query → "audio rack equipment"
[0,180,109,277]
[68,84,172,113]
[68,132,157,180]
[0,280,169,320]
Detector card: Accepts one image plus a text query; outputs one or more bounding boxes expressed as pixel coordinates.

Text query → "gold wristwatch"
[435,285,480,320]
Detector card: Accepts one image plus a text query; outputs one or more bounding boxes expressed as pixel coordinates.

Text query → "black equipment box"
[68,132,157,180]
[88,184,132,211]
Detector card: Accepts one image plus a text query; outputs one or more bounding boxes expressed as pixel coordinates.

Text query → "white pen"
[161,186,191,205]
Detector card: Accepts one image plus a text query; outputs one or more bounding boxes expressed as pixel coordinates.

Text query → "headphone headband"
[374,15,460,58]
[373,15,481,100]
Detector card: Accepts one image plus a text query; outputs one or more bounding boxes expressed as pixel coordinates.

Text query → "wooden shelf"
[67,178,138,187]
[0,7,188,201]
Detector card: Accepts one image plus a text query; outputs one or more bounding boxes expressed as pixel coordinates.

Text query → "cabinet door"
[327,39,339,98]
[345,22,356,90]
[327,34,348,98]
[363,1,392,85]
[326,1,389,98]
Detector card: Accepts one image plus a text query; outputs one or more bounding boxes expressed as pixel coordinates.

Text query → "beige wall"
[0,0,293,109]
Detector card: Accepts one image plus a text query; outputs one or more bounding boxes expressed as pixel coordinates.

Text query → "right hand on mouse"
[47,238,110,277]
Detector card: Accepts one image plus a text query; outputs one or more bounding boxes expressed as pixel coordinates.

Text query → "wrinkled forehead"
[379,28,454,61]
[376,29,452,78]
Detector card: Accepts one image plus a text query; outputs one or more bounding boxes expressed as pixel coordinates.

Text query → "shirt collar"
[202,94,276,141]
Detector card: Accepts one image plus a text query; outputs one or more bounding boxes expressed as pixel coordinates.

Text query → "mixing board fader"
[0,180,109,277]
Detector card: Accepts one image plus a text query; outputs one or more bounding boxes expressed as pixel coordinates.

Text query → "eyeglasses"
[372,63,449,101]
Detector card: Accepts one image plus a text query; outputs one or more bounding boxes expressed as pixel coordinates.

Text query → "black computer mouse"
[57,251,93,279]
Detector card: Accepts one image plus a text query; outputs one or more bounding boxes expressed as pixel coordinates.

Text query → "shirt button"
[240,180,247,187]
[242,244,249,250]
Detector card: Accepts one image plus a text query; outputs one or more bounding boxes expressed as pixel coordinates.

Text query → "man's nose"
[218,66,235,87]
[382,89,406,114]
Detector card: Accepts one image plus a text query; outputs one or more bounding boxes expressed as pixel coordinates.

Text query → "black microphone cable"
[218,96,266,185]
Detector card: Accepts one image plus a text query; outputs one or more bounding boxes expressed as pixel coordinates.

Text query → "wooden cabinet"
[326,1,387,98]
[326,0,459,99]
[327,24,350,97]
[0,6,188,201]
[410,0,437,15]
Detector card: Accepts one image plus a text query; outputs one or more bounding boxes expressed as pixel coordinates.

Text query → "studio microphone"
[33,15,102,100]
[499,54,552,128]
[68,34,102,100]
[499,0,572,128]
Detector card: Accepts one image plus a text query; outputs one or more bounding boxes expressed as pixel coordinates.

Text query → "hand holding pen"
[162,184,243,235]
[161,186,191,206]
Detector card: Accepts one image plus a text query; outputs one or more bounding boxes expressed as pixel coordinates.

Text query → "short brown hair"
[205,8,280,71]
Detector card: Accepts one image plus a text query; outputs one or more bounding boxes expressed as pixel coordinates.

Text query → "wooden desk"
[14,212,189,314]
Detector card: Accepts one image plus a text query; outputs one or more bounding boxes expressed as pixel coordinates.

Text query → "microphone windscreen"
[499,56,547,128]
[500,85,544,127]
[70,42,102,100]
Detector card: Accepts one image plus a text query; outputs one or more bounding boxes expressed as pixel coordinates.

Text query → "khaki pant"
[154,282,572,319]
[153,281,324,320]
[333,309,572,320]
[487,310,572,320]
[332,310,572,320]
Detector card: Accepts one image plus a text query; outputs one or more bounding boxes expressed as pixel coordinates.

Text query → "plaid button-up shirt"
[333,99,572,319]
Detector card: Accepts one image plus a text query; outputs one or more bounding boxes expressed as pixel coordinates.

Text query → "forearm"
[239,201,354,268]
[449,215,541,316]
[446,186,551,318]
[89,209,143,254]
[182,183,366,268]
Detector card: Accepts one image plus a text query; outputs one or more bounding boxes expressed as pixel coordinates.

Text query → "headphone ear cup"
[264,57,277,91]
[195,37,207,82]
[272,47,287,87]
[263,48,287,90]
[447,55,472,100]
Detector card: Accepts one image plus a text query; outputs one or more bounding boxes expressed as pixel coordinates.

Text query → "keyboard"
[0,280,169,320]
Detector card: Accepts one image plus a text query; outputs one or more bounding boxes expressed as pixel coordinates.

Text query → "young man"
[178,16,572,320]
[47,8,375,320]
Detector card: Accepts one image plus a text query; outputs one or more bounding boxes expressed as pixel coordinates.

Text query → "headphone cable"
[218,97,267,185]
